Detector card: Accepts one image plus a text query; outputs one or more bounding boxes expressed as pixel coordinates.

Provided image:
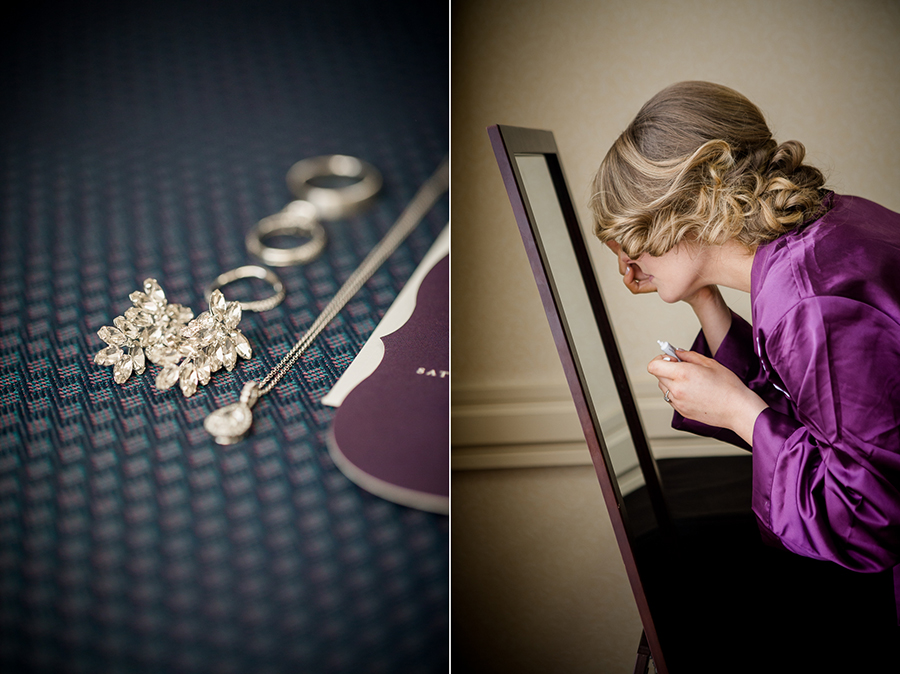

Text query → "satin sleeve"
[672,311,790,450]
[752,297,900,572]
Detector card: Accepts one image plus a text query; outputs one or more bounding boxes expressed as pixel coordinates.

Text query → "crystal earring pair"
[94,277,254,397]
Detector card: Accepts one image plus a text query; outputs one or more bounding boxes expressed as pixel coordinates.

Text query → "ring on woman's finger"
[664,390,671,403]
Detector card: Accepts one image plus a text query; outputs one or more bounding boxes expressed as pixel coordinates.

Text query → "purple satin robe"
[673,193,900,621]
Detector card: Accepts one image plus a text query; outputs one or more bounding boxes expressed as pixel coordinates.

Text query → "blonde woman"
[591,81,900,629]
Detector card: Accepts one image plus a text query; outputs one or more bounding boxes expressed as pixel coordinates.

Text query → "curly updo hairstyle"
[589,81,827,258]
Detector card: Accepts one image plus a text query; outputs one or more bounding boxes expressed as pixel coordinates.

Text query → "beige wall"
[453,0,900,391]
[451,1,900,671]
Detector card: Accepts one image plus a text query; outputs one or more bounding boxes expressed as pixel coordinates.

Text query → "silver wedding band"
[664,390,671,403]
[206,265,286,313]
[246,200,327,267]
[286,154,382,220]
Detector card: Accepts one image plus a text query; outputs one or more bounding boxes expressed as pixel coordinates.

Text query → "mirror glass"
[515,154,645,494]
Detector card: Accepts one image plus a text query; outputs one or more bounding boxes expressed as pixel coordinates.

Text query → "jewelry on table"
[94,278,195,384]
[151,287,253,397]
[245,200,326,267]
[206,264,286,312]
[94,269,286,397]
[285,154,382,220]
[203,158,448,445]
[246,155,383,267]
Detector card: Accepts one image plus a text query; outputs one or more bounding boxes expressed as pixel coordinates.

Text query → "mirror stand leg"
[633,630,652,674]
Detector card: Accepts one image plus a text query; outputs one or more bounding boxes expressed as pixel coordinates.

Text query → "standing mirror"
[488,124,674,672]
[488,124,897,673]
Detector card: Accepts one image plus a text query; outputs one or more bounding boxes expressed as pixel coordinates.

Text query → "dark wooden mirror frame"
[488,123,673,672]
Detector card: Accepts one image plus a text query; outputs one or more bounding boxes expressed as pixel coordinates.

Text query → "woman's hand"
[605,241,657,294]
[648,349,768,446]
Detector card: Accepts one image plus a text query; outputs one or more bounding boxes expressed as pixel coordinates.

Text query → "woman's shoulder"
[800,194,900,276]
[752,194,900,329]
[822,194,900,235]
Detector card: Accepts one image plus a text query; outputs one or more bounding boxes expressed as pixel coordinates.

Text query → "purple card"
[327,245,448,513]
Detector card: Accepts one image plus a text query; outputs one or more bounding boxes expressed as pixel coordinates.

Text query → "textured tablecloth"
[0,1,448,672]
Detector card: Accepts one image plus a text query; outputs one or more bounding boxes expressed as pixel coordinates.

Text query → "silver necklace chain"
[203,158,449,444]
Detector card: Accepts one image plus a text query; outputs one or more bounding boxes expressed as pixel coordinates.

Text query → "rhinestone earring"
[93,279,253,396]
[94,269,283,397]
[152,288,252,396]
[94,278,195,385]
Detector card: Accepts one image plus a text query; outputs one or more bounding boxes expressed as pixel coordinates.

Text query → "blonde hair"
[589,81,826,258]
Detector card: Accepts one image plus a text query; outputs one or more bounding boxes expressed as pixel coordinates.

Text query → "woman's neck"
[703,239,756,293]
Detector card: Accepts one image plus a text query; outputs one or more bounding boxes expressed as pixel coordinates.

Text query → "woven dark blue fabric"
[0,1,448,672]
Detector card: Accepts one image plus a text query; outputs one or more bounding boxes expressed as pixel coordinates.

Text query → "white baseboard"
[451,381,744,471]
